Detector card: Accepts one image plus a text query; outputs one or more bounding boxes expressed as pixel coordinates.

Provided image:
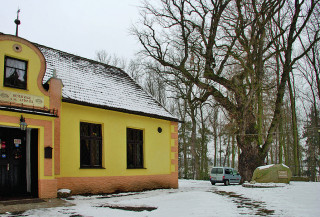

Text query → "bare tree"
[132,0,320,181]
[95,50,127,69]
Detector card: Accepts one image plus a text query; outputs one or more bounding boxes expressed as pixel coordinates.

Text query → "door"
[231,169,241,184]
[0,127,27,197]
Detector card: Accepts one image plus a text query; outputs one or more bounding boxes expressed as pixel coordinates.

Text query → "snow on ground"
[3,180,320,217]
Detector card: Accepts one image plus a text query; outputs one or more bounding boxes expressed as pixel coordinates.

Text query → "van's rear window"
[211,168,223,174]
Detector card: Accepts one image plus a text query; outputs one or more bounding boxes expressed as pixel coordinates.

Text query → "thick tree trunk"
[236,117,265,181]
[238,145,264,182]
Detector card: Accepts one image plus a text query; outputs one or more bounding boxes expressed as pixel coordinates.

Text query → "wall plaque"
[0,90,44,107]
[278,171,288,178]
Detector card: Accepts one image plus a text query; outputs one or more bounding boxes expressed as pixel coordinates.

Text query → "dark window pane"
[93,125,102,137]
[90,140,102,166]
[80,139,90,166]
[127,128,143,169]
[80,123,89,136]
[80,122,102,168]
[139,131,143,141]
[136,142,143,168]
[4,57,27,89]
[127,143,134,168]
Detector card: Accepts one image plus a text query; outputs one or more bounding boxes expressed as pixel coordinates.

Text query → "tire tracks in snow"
[210,188,275,216]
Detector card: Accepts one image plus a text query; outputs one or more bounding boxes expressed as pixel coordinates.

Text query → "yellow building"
[0,33,178,199]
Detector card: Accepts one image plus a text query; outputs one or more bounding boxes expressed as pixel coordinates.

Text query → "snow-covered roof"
[34,43,177,122]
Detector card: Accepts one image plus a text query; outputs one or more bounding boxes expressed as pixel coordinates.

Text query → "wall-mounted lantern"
[19,115,27,131]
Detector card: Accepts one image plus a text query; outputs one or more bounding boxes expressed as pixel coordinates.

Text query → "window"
[127,128,144,169]
[80,122,102,168]
[225,168,231,174]
[4,56,27,89]
[211,168,223,174]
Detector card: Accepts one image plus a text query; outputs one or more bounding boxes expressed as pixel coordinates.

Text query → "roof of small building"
[34,43,177,122]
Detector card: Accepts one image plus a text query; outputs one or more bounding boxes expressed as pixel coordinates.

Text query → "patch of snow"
[257,164,274,170]
[243,182,287,188]
[258,164,290,170]
[58,189,71,194]
[2,180,320,217]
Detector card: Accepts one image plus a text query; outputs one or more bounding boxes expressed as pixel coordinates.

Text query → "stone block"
[252,164,292,184]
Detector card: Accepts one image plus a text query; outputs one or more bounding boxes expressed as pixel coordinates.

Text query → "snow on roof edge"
[32,42,178,122]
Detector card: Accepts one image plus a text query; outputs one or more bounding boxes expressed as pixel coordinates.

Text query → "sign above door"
[0,89,44,107]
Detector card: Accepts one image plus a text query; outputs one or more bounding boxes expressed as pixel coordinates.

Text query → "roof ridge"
[32,42,124,73]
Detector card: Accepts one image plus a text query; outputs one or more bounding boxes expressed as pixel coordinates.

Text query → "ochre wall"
[58,102,178,193]
[60,102,170,176]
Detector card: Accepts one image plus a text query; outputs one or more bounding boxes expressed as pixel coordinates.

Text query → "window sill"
[127,168,147,170]
[80,166,105,169]
[4,85,28,91]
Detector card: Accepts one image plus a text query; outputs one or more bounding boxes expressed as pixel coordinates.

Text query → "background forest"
[97,0,320,182]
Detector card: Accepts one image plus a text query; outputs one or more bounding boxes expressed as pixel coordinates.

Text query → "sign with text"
[0,90,44,107]
[278,171,288,178]
[14,139,21,145]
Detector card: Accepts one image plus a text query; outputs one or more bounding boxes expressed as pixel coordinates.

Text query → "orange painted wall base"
[57,173,178,195]
[38,179,58,198]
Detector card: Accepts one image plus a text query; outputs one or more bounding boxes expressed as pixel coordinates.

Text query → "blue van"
[209,167,241,185]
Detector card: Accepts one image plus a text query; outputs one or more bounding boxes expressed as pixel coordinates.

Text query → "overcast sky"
[1,0,141,61]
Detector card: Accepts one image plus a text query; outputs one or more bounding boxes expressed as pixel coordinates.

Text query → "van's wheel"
[224,180,229,186]
[211,182,215,185]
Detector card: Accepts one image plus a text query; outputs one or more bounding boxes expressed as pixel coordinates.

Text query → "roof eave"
[62,98,179,122]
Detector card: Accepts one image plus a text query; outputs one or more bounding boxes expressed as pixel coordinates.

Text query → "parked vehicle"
[209,167,241,185]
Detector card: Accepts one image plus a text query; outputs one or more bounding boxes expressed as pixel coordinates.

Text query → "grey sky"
[1,0,141,61]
